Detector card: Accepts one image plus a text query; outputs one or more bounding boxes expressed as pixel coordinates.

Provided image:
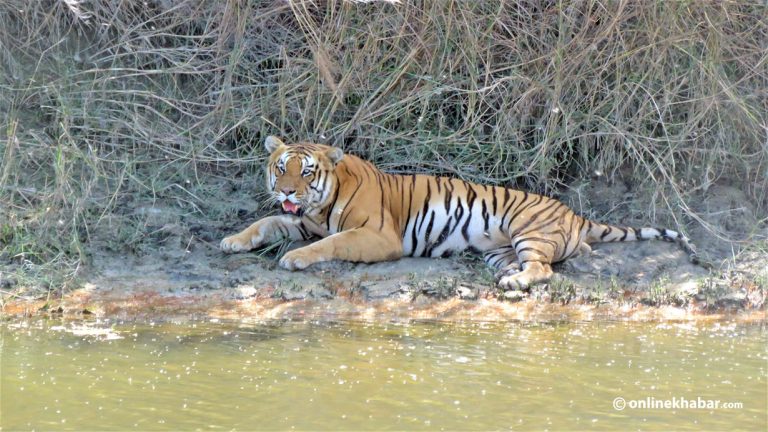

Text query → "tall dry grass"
[1,0,766,292]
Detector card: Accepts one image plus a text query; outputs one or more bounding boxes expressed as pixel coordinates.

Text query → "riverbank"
[3,246,765,323]
[2,178,766,323]
[3,172,766,323]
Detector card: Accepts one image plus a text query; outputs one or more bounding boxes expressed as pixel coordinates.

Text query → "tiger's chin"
[280,200,304,217]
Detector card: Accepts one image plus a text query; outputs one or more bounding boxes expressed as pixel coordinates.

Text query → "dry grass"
[1,0,766,294]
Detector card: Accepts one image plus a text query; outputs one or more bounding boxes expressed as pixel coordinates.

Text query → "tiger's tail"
[584,221,703,266]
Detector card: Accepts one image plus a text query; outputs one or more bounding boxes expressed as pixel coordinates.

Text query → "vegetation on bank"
[1,0,766,296]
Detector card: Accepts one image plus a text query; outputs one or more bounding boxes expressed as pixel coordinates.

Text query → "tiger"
[220,136,698,290]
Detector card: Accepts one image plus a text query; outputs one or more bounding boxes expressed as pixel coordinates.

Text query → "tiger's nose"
[281,188,296,195]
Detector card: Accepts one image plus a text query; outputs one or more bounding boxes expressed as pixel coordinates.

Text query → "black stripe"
[408,178,424,255]
[427,216,454,256]
[378,181,386,230]
[396,175,404,234]
[444,180,454,213]
[297,222,310,239]
[500,192,519,231]
[461,183,478,239]
[619,228,628,241]
[512,194,544,221]
[421,211,436,257]
[404,175,415,238]
[511,202,566,240]
[418,180,432,233]
[514,236,558,249]
[485,247,515,268]
[600,225,612,240]
[409,212,421,256]
[659,228,675,242]
[454,198,467,241]
[338,174,365,231]
[484,250,502,263]
[516,246,546,257]
[308,170,322,193]
[510,199,560,236]
[561,215,581,259]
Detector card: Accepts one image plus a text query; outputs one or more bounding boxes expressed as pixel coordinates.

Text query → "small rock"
[281,288,308,301]
[502,290,527,302]
[233,286,258,300]
[456,285,478,300]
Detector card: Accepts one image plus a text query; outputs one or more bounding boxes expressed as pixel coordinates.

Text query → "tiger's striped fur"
[220,136,698,290]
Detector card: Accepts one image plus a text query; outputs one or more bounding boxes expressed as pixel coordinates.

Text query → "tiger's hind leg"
[483,246,520,280]
[498,261,553,290]
[497,238,555,290]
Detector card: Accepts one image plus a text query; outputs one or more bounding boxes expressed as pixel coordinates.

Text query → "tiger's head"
[264,136,344,217]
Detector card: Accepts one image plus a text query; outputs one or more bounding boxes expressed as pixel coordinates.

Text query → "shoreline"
[3,282,765,324]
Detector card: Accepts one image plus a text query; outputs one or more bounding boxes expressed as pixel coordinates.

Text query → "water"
[1,320,766,431]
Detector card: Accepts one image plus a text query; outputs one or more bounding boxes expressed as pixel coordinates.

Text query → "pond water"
[1,319,766,431]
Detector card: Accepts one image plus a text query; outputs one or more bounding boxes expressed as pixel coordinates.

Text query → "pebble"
[502,290,527,302]
[456,285,478,300]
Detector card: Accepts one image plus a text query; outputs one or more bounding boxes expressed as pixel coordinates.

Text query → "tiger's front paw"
[220,233,260,253]
[279,249,318,271]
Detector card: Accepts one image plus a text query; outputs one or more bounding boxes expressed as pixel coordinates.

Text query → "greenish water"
[1,320,766,431]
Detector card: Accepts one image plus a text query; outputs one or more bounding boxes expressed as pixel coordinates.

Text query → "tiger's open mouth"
[281,200,303,216]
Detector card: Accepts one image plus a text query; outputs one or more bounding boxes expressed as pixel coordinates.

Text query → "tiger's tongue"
[282,201,300,214]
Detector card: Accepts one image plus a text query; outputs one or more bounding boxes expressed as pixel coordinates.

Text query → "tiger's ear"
[325,146,344,165]
[264,136,286,153]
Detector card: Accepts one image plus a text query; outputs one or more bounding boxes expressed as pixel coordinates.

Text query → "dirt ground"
[2,178,766,322]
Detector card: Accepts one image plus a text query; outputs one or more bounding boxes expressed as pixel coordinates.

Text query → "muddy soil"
[2,179,766,322]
